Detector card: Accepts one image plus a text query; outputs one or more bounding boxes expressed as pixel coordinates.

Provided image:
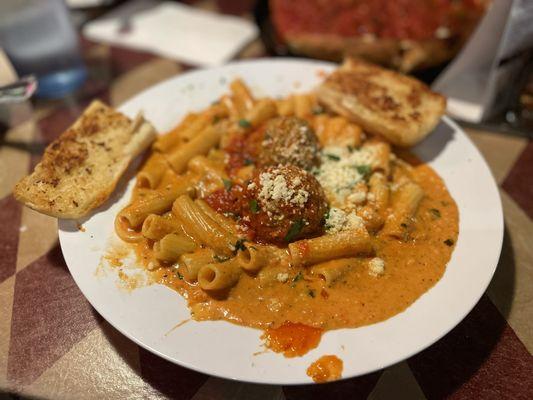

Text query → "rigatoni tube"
[153,233,197,262]
[381,181,424,239]
[289,231,372,267]
[141,214,180,240]
[172,195,237,256]
[166,126,222,173]
[179,248,215,281]
[197,258,241,291]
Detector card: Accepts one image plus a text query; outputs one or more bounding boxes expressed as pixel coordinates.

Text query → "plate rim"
[58,58,504,385]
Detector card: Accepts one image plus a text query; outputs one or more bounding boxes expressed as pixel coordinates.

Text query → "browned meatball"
[246,165,328,243]
[257,116,320,170]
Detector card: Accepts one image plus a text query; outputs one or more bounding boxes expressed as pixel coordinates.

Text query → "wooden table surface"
[0,1,532,399]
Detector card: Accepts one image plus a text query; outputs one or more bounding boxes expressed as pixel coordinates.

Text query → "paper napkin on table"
[433,0,533,122]
[83,2,258,66]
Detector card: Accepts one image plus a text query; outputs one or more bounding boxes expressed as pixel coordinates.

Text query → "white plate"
[58,59,503,384]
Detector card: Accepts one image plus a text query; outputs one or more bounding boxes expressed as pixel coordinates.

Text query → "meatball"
[246,165,328,243]
[257,116,320,170]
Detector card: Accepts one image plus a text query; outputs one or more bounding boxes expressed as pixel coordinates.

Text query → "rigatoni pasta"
[141,214,180,240]
[289,231,372,267]
[154,233,197,262]
[310,260,353,285]
[166,126,222,173]
[180,248,216,281]
[382,181,424,238]
[137,153,168,189]
[172,195,236,256]
[111,76,458,334]
[197,258,242,291]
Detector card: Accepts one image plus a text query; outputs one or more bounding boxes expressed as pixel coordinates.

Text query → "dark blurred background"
[0,0,531,136]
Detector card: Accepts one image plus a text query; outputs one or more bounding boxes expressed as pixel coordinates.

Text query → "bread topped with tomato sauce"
[316,58,446,147]
[270,0,487,72]
[14,100,156,219]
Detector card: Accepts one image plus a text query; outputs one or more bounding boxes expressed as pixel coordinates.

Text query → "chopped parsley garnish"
[312,105,325,115]
[222,178,233,191]
[347,145,355,153]
[284,219,305,242]
[444,239,455,247]
[325,153,341,161]
[213,254,229,263]
[291,272,303,287]
[355,165,372,178]
[324,208,331,221]
[233,238,247,252]
[307,289,316,298]
[176,271,184,280]
[212,115,221,124]
[249,199,260,213]
[400,223,408,228]
[323,208,331,229]
[244,158,254,166]
[238,119,251,128]
[429,208,441,219]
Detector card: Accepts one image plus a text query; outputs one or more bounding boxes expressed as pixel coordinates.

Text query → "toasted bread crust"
[285,33,459,73]
[14,100,156,219]
[317,58,446,147]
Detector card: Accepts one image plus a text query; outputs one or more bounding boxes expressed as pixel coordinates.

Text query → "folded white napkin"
[433,0,533,122]
[83,2,258,66]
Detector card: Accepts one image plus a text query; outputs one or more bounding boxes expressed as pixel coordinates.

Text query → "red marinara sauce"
[224,126,264,176]
[271,0,485,41]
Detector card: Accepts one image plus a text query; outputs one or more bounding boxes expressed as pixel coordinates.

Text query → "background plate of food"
[258,0,488,74]
[40,59,503,384]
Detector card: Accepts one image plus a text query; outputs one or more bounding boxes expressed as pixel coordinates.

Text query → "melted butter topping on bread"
[317,58,446,147]
[14,100,156,219]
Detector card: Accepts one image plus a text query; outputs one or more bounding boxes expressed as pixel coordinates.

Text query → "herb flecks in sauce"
[238,119,251,128]
[284,219,305,242]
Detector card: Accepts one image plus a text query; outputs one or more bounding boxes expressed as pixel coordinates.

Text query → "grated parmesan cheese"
[346,212,364,230]
[254,168,309,210]
[347,190,367,204]
[276,272,289,282]
[314,145,377,204]
[325,207,364,234]
[325,208,346,233]
[368,257,385,277]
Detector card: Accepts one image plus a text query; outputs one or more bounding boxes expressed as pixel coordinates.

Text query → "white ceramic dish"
[58,59,503,384]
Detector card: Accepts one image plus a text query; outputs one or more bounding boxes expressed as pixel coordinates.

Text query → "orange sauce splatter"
[306,355,343,383]
[105,256,123,267]
[164,318,191,336]
[316,69,327,78]
[103,243,130,268]
[262,322,322,357]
